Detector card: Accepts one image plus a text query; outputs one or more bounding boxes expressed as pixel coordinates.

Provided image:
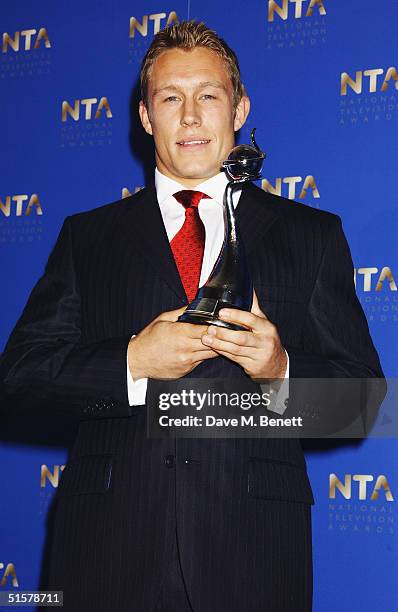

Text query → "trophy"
[178,128,266,331]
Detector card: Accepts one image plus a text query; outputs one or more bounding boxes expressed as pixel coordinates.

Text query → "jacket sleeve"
[285,216,386,435]
[0,216,132,420]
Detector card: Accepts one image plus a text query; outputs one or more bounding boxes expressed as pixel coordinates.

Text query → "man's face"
[139,46,250,188]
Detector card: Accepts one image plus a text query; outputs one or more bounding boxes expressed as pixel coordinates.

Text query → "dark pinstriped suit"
[0,184,384,611]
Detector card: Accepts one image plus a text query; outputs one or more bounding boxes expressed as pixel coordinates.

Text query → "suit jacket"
[0,184,385,612]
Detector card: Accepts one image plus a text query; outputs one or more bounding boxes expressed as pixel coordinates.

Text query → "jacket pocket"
[248,457,314,505]
[58,453,113,496]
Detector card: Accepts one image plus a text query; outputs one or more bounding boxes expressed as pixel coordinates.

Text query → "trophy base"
[178,310,248,332]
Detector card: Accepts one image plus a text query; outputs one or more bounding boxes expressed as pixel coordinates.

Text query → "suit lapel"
[125,186,187,303]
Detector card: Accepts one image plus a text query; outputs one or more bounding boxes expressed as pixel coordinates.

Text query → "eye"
[200,94,216,100]
[164,95,180,103]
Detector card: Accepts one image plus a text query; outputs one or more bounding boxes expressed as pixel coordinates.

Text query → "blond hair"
[140,20,245,108]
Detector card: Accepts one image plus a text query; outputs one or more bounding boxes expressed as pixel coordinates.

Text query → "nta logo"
[0,563,18,587]
[341,67,398,95]
[354,267,397,292]
[0,194,43,217]
[62,97,112,122]
[130,12,179,38]
[2,28,51,52]
[41,464,65,488]
[268,0,326,22]
[329,474,394,501]
[122,187,143,199]
[262,175,320,200]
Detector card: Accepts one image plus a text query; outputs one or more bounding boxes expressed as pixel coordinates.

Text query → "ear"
[139,100,153,136]
[234,95,250,132]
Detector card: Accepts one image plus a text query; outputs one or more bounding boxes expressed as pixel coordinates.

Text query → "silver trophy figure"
[178,128,266,331]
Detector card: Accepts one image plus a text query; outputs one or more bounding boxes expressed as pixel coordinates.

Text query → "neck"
[157,169,221,189]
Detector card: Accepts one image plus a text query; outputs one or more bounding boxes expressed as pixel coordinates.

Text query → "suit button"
[184,458,201,465]
[164,455,175,468]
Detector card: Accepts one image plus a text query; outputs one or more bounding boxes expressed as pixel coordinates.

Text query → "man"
[0,20,384,612]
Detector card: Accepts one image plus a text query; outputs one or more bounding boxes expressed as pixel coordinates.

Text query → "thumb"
[251,288,266,318]
[157,305,188,322]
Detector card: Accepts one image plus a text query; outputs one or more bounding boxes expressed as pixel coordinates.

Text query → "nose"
[180,98,201,127]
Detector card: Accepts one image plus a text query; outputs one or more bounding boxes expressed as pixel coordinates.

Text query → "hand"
[201,290,287,380]
[128,306,218,380]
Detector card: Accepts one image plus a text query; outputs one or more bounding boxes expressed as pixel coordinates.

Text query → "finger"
[201,333,256,359]
[187,335,221,352]
[218,307,267,332]
[179,322,214,339]
[191,339,219,353]
[158,305,188,322]
[209,345,252,366]
[251,289,266,318]
[192,350,219,363]
[204,326,258,348]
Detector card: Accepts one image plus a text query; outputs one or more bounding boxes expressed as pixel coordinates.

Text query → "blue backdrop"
[1,1,397,609]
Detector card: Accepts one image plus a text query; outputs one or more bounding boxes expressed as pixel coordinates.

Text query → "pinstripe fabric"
[0,184,384,611]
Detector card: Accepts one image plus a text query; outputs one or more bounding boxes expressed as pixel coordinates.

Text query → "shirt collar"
[155,167,230,209]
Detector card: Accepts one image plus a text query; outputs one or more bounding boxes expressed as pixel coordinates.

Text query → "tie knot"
[173,190,210,210]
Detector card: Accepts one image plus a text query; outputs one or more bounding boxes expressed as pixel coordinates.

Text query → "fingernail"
[207,326,217,336]
[202,335,213,344]
[219,309,230,318]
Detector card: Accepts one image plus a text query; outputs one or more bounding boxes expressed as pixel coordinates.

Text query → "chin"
[176,165,218,182]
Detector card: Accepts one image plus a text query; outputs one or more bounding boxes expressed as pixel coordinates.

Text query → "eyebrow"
[152,80,227,97]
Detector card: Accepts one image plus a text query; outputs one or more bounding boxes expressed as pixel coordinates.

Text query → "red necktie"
[171,190,210,302]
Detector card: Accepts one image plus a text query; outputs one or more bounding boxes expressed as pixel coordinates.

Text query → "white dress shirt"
[127,169,289,413]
